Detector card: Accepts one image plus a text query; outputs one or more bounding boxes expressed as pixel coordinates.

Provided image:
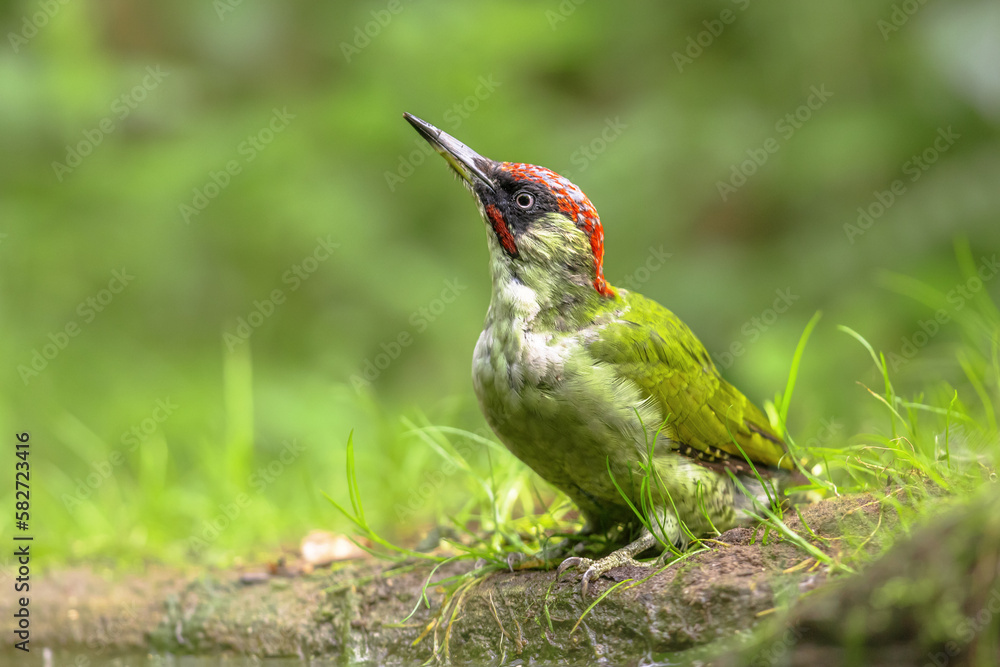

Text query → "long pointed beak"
[404,113,496,192]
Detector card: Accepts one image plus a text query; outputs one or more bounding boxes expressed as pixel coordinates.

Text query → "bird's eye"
[514,192,534,209]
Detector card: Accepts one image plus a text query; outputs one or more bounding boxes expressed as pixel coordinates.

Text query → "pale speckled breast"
[470,314,750,540]
[471,317,664,524]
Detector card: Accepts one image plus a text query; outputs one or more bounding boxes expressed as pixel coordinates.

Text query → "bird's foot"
[556,531,660,596]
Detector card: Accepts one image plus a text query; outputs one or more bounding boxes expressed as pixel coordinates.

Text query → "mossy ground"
[2,491,936,665]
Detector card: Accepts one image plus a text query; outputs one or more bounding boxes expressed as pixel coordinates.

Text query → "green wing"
[588,290,792,470]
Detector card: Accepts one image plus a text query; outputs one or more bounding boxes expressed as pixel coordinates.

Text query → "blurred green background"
[1,0,998,569]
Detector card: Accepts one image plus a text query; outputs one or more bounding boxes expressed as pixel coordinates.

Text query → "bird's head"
[405,113,616,307]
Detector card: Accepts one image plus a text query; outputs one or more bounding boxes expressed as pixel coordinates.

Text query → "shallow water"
[14,653,318,667]
[15,649,696,666]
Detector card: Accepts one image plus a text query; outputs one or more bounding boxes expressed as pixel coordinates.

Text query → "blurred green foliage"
[0,0,998,568]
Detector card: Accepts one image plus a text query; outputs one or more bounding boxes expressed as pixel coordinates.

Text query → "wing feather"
[588,291,792,470]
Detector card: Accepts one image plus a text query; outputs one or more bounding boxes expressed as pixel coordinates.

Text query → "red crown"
[499,163,615,297]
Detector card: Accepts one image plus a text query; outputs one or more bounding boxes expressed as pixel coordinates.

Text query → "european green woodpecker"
[404,113,794,594]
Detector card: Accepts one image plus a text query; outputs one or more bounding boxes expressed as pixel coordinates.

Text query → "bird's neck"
[487,252,613,331]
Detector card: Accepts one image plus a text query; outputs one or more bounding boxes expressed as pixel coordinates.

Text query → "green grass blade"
[344,431,366,527]
[778,311,822,433]
[570,578,635,635]
[838,325,884,373]
[957,350,998,433]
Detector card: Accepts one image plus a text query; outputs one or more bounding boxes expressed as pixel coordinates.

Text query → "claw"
[556,555,591,580]
[557,530,662,596]
[581,565,600,597]
[505,552,525,572]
